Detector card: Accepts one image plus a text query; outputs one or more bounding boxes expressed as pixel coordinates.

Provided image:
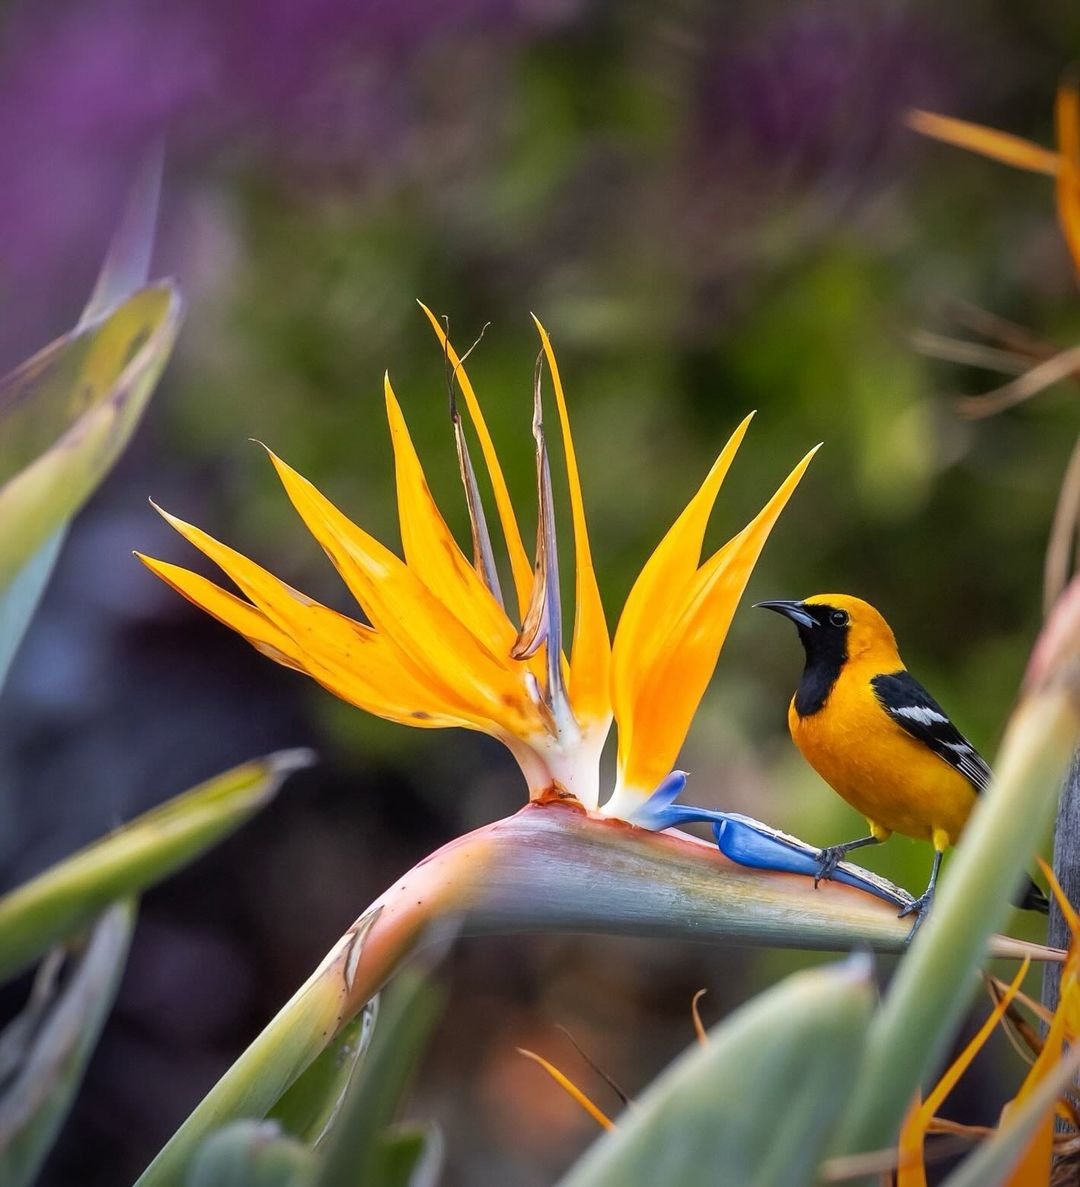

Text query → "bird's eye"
[829,609,849,627]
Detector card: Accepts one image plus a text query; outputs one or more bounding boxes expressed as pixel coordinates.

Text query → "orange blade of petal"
[907,109,1061,176]
[136,553,307,672]
[896,957,1030,1187]
[999,861,1080,1186]
[418,301,533,617]
[383,374,517,649]
[895,1095,929,1187]
[617,446,817,797]
[517,1048,615,1131]
[1054,80,1080,275]
[611,413,754,762]
[264,449,542,739]
[139,536,473,728]
[532,316,612,726]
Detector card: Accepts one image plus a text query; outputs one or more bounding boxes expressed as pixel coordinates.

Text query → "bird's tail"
[1014,874,1050,915]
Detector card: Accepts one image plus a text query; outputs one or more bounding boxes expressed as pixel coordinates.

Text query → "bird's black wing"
[870,670,992,794]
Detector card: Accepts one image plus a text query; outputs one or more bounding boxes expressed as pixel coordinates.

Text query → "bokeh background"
[2,1,1079,1183]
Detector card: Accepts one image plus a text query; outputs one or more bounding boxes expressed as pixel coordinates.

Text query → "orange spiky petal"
[906,109,1060,176]
[1054,79,1080,276]
[517,1048,615,1131]
[613,442,818,802]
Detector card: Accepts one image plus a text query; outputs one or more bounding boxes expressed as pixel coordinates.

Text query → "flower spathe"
[138,308,817,823]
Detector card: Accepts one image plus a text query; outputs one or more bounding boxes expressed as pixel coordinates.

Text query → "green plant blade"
[558,953,875,1187]
[0,528,65,692]
[185,1121,315,1187]
[0,749,313,984]
[0,901,135,1187]
[269,1001,379,1146]
[0,149,172,682]
[312,972,442,1187]
[0,279,183,592]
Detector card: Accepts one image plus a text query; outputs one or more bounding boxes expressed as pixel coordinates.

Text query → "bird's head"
[754,593,900,665]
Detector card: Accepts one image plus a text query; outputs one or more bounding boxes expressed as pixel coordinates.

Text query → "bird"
[755,593,1049,930]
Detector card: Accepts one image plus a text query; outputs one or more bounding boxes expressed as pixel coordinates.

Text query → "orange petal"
[532,316,612,727]
[263,448,543,739]
[517,1048,615,1131]
[383,374,517,649]
[1055,81,1080,275]
[616,441,815,799]
[897,958,1030,1187]
[907,109,1060,176]
[418,302,534,617]
[611,414,754,763]
[135,552,470,729]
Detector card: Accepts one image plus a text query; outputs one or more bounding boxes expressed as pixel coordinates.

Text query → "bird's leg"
[814,835,880,888]
[899,847,945,940]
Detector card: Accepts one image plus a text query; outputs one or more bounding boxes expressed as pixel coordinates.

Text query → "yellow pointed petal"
[611,414,754,739]
[263,448,542,739]
[138,543,477,726]
[618,446,818,797]
[135,553,306,672]
[140,525,475,729]
[907,109,1061,176]
[1055,81,1080,274]
[532,316,611,726]
[383,374,517,649]
[418,301,534,617]
[517,1048,615,1131]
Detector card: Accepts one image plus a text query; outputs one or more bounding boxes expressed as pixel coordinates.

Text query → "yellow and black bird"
[756,593,1048,924]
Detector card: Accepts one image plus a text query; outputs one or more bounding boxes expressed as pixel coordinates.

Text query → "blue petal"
[631,775,911,909]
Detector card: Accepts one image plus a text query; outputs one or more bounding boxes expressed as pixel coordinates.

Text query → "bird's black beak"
[754,600,818,630]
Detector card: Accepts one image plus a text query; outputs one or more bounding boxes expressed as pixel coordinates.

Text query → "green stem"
[136,802,1056,1186]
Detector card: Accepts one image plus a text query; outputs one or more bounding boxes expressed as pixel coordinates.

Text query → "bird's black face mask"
[754,600,850,716]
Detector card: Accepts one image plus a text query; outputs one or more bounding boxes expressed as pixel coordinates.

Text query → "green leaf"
[0,902,135,1187]
[373,1123,443,1187]
[0,280,183,592]
[0,528,65,692]
[0,749,313,984]
[558,954,875,1187]
[312,971,442,1187]
[185,1121,315,1187]
[0,149,173,682]
[269,1001,379,1146]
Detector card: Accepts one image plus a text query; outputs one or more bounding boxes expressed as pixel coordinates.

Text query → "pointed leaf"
[82,144,163,326]
[0,902,135,1187]
[0,280,183,592]
[0,750,312,983]
[559,954,875,1187]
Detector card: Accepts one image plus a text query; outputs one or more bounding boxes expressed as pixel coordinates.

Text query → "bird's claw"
[898,888,935,941]
[813,845,846,888]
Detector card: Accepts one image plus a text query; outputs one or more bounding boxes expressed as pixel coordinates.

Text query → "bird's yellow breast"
[788,659,976,845]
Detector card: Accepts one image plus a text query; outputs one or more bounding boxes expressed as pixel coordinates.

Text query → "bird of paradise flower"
[138,305,819,834]
[133,307,1060,1187]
